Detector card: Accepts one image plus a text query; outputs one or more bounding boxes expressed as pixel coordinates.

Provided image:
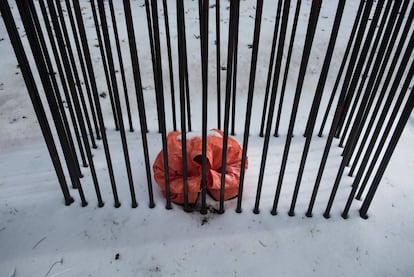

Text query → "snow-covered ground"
[1,0,414,276]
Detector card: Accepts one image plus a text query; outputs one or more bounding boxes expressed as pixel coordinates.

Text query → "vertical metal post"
[216,0,221,129]
[355,31,414,200]
[46,0,104,207]
[342,0,402,162]
[73,0,121,208]
[274,0,302,138]
[55,0,97,149]
[324,1,408,219]
[123,0,155,208]
[317,0,365,137]
[306,0,374,217]
[38,0,88,169]
[348,0,413,176]
[144,0,162,132]
[359,85,414,219]
[176,0,190,211]
[62,0,102,141]
[27,0,83,179]
[289,0,345,216]
[89,0,119,131]
[23,0,90,204]
[0,0,75,206]
[271,0,321,216]
[338,0,392,147]
[108,0,134,132]
[200,0,209,215]
[343,60,414,218]
[97,0,137,208]
[230,6,240,136]
[162,0,178,131]
[236,0,264,213]
[259,1,283,137]
[254,0,291,214]
[219,0,240,214]
[334,0,385,141]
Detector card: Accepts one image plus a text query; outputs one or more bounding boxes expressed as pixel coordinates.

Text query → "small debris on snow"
[258,240,267,247]
[115,253,120,260]
[44,258,63,277]
[99,92,107,98]
[201,217,209,225]
[32,236,47,250]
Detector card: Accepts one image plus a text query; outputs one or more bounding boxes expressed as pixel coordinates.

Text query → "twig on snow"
[32,236,47,250]
[44,258,63,277]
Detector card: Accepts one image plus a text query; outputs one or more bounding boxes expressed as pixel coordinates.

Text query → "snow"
[1,0,414,276]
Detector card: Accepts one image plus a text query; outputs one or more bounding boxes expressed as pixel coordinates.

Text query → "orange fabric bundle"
[153,129,248,204]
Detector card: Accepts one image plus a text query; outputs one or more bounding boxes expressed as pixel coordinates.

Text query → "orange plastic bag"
[153,129,248,204]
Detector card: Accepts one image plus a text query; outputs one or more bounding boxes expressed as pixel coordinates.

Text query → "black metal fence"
[1,0,413,219]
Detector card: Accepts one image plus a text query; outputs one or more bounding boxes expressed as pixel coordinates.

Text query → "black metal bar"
[236,0,264,213]
[334,0,384,141]
[306,0,374,217]
[359,82,414,219]
[73,0,121,208]
[322,1,386,219]
[253,0,290,214]
[182,23,192,133]
[288,0,345,217]
[342,0,402,162]
[89,0,119,131]
[24,0,87,202]
[97,0,137,208]
[338,0,392,148]
[62,0,102,141]
[216,0,221,129]
[162,0,177,131]
[343,59,414,219]
[200,0,209,215]
[150,0,173,206]
[38,0,88,169]
[176,0,190,211]
[230,5,240,136]
[55,0,97,149]
[0,0,75,206]
[46,0,104,207]
[27,0,83,179]
[219,0,239,214]
[355,30,414,200]
[348,0,413,176]
[317,0,365,137]
[108,0,134,132]
[259,1,283,137]
[274,0,302,138]
[271,0,321,216]
[123,0,155,208]
[144,0,162,132]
